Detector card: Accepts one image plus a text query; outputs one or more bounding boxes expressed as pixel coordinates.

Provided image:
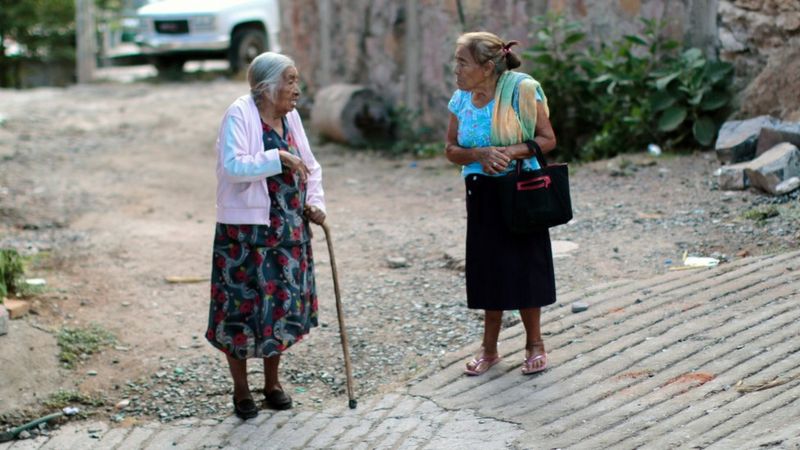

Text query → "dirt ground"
[0,75,798,427]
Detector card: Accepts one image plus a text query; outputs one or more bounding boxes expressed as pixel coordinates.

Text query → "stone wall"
[277,0,795,132]
[718,0,800,90]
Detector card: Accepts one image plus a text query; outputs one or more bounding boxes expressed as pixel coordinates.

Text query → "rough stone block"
[0,304,8,335]
[715,160,757,190]
[715,115,780,163]
[3,298,30,319]
[743,143,800,195]
[756,123,800,156]
[739,46,800,123]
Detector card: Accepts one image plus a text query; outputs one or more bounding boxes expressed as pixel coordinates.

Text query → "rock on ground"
[715,115,780,164]
[744,143,800,195]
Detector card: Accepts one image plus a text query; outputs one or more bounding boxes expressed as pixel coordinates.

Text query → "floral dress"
[206,118,318,359]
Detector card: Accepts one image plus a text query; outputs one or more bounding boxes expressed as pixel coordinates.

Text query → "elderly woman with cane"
[445,32,558,376]
[205,52,326,419]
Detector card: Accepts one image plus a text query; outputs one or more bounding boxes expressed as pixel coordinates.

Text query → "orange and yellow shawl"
[490,71,549,148]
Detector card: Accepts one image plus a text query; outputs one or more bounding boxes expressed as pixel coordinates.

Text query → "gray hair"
[456,31,521,74]
[248,52,295,106]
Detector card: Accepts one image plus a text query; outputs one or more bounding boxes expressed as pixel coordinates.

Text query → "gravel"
[1,82,798,430]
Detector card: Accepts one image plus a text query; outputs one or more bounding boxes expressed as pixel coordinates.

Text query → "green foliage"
[388,106,441,158]
[57,325,117,369]
[650,48,734,147]
[0,0,76,59]
[44,389,105,409]
[525,15,734,161]
[742,205,780,224]
[0,0,76,86]
[578,20,662,160]
[523,13,592,161]
[0,248,25,299]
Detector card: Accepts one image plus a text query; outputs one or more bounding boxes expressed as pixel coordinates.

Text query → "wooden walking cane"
[319,221,358,409]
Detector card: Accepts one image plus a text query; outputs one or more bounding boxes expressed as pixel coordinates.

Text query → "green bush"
[0,249,25,299]
[525,15,734,161]
[650,48,733,147]
[388,106,440,158]
[0,0,76,87]
[523,13,593,161]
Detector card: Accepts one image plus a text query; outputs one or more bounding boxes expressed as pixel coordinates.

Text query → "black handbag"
[498,140,573,233]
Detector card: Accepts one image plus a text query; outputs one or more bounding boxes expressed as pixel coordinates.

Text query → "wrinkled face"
[454,45,489,91]
[274,66,300,114]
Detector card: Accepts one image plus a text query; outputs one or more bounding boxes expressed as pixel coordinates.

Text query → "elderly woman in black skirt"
[445,32,557,376]
[206,52,326,419]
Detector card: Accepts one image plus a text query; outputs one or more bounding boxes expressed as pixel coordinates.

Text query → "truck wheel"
[229,29,267,73]
[153,56,185,79]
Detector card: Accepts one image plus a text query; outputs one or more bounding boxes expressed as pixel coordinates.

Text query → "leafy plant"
[0,0,76,87]
[524,13,592,161]
[0,248,25,299]
[650,48,733,147]
[579,19,677,159]
[524,15,734,161]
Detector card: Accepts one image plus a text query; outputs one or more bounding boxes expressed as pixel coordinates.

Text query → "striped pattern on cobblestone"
[0,394,522,449]
[2,251,798,449]
[411,250,800,449]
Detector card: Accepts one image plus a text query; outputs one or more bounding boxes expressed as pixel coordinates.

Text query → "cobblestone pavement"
[3,251,799,449]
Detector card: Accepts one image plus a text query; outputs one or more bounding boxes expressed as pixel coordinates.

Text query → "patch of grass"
[43,389,105,409]
[742,205,780,223]
[56,325,116,369]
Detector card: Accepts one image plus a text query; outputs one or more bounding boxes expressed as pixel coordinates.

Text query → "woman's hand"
[279,150,309,183]
[304,205,326,225]
[477,146,511,175]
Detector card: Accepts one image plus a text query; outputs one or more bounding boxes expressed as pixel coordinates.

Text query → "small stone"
[386,256,409,269]
[87,370,98,376]
[174,368,184,375]
[571,302,589,313]
[0,304,8,336]
[19,430,31,439]
[115,399,130,409]
[3,298,30,319]
[62,406,80,416]
[775,176,800,195]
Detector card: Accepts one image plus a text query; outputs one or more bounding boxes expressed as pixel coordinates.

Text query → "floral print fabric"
[206,119,318,359]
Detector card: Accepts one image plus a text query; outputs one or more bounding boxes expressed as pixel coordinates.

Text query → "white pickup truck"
[134,0,281,74]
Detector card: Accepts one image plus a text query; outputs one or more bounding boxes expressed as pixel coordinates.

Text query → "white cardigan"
[215,95,325,225]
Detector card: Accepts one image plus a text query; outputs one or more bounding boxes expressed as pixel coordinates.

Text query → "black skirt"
[465,174,557,310]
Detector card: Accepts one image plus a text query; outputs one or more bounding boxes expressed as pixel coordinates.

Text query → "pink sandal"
[522,342,548,375]
[464,354,501,376]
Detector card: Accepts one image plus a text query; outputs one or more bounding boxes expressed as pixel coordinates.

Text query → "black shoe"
[264,389,293,410]
[233,396,258,420]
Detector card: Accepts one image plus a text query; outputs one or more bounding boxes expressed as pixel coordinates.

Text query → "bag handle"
[524,140,547,168]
